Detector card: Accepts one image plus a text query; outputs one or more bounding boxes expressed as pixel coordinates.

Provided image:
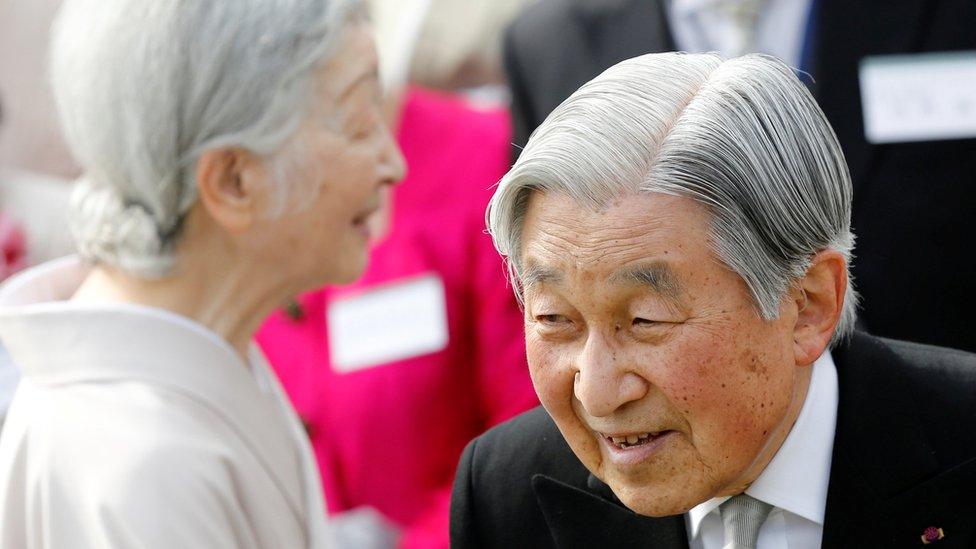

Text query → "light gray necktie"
[719,494,773,549]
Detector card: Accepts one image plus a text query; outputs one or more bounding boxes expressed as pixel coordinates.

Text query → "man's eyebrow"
[520,265,563,289]
[609,262,681,298]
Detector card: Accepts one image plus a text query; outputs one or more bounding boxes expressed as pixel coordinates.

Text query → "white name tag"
[859,51,976,144]
[327,274,449,372]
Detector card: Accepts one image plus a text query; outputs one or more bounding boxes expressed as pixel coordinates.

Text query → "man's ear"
[791,250,847,366]
[195,148,267,233]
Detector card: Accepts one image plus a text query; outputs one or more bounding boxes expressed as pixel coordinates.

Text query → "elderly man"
[450,53,976,548]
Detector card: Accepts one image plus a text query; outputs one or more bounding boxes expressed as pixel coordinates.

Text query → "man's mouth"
[601,431,672,450]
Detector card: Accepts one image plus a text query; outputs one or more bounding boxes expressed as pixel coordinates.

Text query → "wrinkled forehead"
[517,190,711,291]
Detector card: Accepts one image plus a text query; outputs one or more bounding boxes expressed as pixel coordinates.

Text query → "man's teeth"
[609,433,655,448]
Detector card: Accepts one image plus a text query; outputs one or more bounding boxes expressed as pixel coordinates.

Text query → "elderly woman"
[0,0,403,547]
[256,2,536,547]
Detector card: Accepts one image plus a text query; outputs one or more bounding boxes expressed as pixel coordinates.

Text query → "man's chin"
[608,479,704,517]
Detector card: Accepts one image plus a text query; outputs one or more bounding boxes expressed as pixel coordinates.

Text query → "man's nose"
[573,333,648,417]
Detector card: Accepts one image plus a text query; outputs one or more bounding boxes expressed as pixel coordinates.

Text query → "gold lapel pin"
[921,526,944,544]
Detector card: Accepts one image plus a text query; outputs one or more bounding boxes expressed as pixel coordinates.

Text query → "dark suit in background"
[451,332,976,548]
[503,0,976,352]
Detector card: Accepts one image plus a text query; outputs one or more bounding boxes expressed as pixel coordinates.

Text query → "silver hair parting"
[488,53,858,346]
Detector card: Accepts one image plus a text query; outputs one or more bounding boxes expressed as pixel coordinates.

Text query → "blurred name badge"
[859,51,976,144]
[328,274,448,372]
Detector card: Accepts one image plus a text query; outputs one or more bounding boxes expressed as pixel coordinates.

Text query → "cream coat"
[0,258,331,548]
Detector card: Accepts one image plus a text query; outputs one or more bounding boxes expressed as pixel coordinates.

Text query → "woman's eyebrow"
[336,65,379,103]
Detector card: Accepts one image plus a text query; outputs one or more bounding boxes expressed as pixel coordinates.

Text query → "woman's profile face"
[257,24,405,289]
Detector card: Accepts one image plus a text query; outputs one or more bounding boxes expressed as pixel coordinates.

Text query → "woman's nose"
[377,125,406,186]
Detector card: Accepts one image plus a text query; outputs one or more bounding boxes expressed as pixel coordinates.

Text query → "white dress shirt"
[667,0,814,67]
[685,351,839,549]
[0,257,331,548]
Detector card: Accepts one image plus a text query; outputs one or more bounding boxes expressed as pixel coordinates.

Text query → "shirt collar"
[686,350,839,538]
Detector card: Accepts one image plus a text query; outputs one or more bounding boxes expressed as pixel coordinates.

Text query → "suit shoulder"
[859,334,976,460]
[881,335,976,364]
[478,404,555,440]
[876,335,976,392]
[453,407,588,547]
[467,406,591,504]
[470,406,580,476]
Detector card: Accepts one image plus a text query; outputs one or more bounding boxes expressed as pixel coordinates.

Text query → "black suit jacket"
[450,332,976,547]
[503,0,976,353]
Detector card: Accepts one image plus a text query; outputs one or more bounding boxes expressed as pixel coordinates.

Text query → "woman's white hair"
[50,0,364,277]
[488,53,858,346]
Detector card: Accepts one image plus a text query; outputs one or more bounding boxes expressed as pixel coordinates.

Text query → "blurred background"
[1,0,974,548]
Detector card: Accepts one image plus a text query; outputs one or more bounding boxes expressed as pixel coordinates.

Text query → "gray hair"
[487,53,858,346]
[50,0,365,277]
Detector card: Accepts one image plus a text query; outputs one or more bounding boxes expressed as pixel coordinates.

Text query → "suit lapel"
[532,474,687,548]
[813,0,930,197]
[821,445,900,547]
[824,426,976,547]
[823,333,976,547]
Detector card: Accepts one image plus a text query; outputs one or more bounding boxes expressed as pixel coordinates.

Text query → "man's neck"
[717,359,815,497]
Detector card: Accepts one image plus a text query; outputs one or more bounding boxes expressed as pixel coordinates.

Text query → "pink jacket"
[257,88,537,548]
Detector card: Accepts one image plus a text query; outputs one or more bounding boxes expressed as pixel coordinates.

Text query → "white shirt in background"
[667,0,814,67]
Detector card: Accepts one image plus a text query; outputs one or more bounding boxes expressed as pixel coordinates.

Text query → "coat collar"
[0,257,310,528]
[532,473,687,548]
[822,331,976,547]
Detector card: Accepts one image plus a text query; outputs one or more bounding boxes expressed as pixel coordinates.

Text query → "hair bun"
[70,176,175,277]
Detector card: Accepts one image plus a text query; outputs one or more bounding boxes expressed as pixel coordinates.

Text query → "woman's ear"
[195,148,268,233]
[791,250,847,366]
